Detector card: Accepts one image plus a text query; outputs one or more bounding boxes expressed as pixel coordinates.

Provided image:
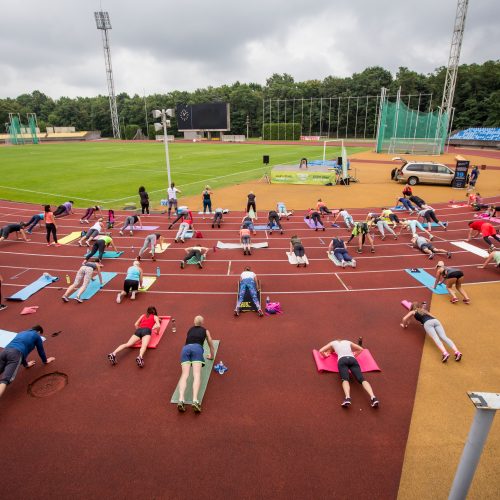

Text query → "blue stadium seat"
[450,128,500,141]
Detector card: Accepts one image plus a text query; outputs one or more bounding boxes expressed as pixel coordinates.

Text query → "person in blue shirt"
[0,325,55,398]
[116,260,143,303]
[25,212,45,234]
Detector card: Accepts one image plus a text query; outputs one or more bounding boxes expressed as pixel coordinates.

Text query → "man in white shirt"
[319,339,379,408]
[234,267,263,317]
[167,182,181,219]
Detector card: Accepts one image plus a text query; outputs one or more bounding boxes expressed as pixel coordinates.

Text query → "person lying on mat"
[241,215,256,235]
[399,219,433,240]
[212,208,223,228]
[467,220,500,251]
[0,222,30,243]
[318,339,379,408]
[408,195,426,209]
[418,207,447,232]
[332,208,354,230]
[267,210,283,234]
[395,197,416,213]
[108,306,161,368]
[347,222,374,254]
[119,214,142,236]
[307,208,325,231]
[62,262,103,303]
[316,199,332,215]
[401,302,462,363]
[180,245,209,269]
[479,249,500,268]
[116,260,143,303]
[366,213,397,240]
[25,212,44,234]
[78,217,104,246]
[176,315,215,414]
[53,201,74,218]
[80,205,100,224]
[328,237,354,267]
[234,267,263,317]
[290,235,305,260]
[0,325,55,398]
[240,227,252,255]
[411,235,451,260]
[169,207,193,230]
[83,235,118,263]
[434,261,471,304]
[138,233,166,261]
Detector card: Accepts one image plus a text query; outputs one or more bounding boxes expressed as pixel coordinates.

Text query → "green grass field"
[0,141,367,208]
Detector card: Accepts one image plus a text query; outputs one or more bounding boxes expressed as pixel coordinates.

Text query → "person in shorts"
[0,222,29,243]
[411,235,451,260]
[333,208,354,230]
[240,227,252,255]
[434,261,471,304]
[61,262,103,303]
[347,222,375,254]
[116,260,143,303]
[167,182,181,219]
[318,339,379,408]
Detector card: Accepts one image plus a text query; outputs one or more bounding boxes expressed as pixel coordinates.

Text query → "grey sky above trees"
[1,0,498,98]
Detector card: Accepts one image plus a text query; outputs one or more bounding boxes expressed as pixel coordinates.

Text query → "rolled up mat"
[70,272,117,300]
[139,276,156,291]
[170,340,220,404]
[7,274,59,301]
[132,315,170,349]
[404,268,448,294]
[451,241,488,258]
[286,252,309,265]
[0,329,45,348]
[304,217,324,230]
[401,300,412,310]
[59,231,82,245]
[312,349,380,373]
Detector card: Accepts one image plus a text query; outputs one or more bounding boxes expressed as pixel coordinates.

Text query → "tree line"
[1,61,498,139]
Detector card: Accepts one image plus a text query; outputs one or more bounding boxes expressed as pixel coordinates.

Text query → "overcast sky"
[1,0,498,98]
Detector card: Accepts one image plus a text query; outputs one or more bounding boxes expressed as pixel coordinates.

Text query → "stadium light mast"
[94,11,121,139]
[152,109,175,187]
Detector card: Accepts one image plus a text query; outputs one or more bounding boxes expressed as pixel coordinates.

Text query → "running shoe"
[129,231,133,236]
[371,397,379,408]
[322,227,326,231]
[447,251,452,259]
[192,401,202,413]
[107,353,117,365]
[370,247,375,253]
[78,241,82,247]
[54,243,61,247]
[198,262,203,269]
[429,235,434,240]
[463,298,471,304]
[428,253,435,260]
[455,352,462,362]
[341,397,351,407]
[280,230,284,235]
[489,245,495,252]
[136,356,144,368]
[26,230,32,234]
[119,231,124,236]
[341,260,346,268]
[451,297,459,304]
[394,236,398,240]
[234,309,240,317]
[0,304,7,311]
[176,401,186,412]
[211,224,214,228]
[116,293,122,304]
[269,230,273,235]
[218,224,221,228]
[381,235,386,241]
[74,297,83,303]
[357,248,362,254]
[442,352,450,363]
[174,238,178,243]
[258,309,264,317]
[180,261,185,269]
[62,296,69,303]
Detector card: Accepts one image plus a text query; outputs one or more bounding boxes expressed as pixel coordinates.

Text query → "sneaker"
[107,353,117,365]
[442,352,450,363]
[489,244,495,252]
[428,253,435,260]
[218,223,221,228]
[192,401,202,413]
[74,297,83,303]
[371,397,379,408]
[258,309,264,317]
[455,352,462,362]
[381,235,386,241]
[211,224,214,228]
[61,296,69,303]
[26,230,32,234]
[370,247,375,253]
[116,293,122,304]
[269,230,273,235]
[357,248,362,254]
[174,238,178,243]
[0,304,7,311]
[280,230,284,235]
[136,356,144,368]
[54,243,61,247]
[463,298,471,304]
[180,261,185,269]
[429,235,434,240]
[394,236,398,240]
[198,262,203,269]
[234,308,240,317]
[341,261,346,268]
[341,397,351,407]
[129,231,133,236]
[447,251,452,259]
[119,231,124,236]
[177,401,186,412]
[322,227,326,231]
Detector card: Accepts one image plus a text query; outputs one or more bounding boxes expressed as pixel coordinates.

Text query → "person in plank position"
[318,339,379,408]
[61,262,103,303]
[53,201,74,218]
[418,207,447,231]
[434,261,471,304]
[80,206,100,223]
[138,233,166,261]
[119,214,142,236]
[267,210,283,234]
[212,208,224,228]
[176,315,215,414]
[290,235,306,266]
[0,325,55,398]
[0,222,29,243]
[78,217,104,246]
[332,208,354,230]
[180,246,209,269]
[479,249,500,268]
[307,208,325,231]
[399,219,434,240]
[25,212,44,233]
[83,235,118,263]
[234,267,263,317]
[107,306,161,368]
[467,220,500,251]
[329,237,355,267]
[411,235,451,260]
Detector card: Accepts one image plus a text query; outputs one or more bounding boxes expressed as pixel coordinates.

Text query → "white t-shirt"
[339,210,350,219]
[168,187,179,200]
[240,271,256,280]
[330,340,354,359]
[90,222,102,232]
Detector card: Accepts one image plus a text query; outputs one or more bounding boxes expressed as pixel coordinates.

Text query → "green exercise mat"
[170,340,220,405]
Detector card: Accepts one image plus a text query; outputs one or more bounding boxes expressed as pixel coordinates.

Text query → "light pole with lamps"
[152,108,175,187]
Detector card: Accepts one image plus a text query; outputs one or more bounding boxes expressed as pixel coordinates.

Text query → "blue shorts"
[180,344,205,365]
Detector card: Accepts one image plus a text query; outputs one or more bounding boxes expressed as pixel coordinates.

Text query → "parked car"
[392,157,455,186]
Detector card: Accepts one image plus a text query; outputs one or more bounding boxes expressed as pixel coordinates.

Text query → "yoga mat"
[401,300,412,310]
[70,272,117,300]
[151,243,170,254]
[404,268,448,294]
[327,251,356,268]
[419,221,448,228]
[131,225,159,231]
[448,204,468,208]
[312,349,381,373]
[216,241,268,249]
[101,251,124,258]
[187,254,205,265]
[170,340,220,404]
[59,231,82,245]
[132,315,170,349]
[139,276,156,291]
[21,306,39,315]
[7,274,59,302]
[286,252,309,265]
[475,215,500,224]
[254,224,280,230]
[391,206,407,211]
[304,217,324,229]
[451,241,489,258]
[0,329,45,348]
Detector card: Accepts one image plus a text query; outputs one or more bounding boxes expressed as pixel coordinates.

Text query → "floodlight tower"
[94,11,121,139]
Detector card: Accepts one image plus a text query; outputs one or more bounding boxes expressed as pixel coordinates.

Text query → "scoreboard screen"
[176,103,230,131]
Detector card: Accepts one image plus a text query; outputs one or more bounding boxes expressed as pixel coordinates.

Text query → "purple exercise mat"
[131,225,160,230]
[304,217,324,229]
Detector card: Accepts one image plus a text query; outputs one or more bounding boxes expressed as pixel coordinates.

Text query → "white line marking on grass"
[0,185,107,204]
[334,272,350,291]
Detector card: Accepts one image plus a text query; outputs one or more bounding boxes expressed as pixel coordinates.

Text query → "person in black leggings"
[267,210,283,234]
[246,192,256,214]
[418,207,447,231]
[202,186,213,215]
[434,262,471,304]
[0,273,6,311]
[307,209,325,231]
[138,187,149,215]
[409,195,426,209]
[212,208,223,228]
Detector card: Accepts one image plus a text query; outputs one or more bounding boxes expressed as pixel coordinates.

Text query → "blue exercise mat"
[7,274,59,301]
[420,221,448,228]
[254,224,280,230]
[83,251,124,259]
[70,272,117,300]
[391,206,408,211]
[405,268,448,294]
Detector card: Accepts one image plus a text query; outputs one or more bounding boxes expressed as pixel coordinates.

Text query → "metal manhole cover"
[28,372,68,398]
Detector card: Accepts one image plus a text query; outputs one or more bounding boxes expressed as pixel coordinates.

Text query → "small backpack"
[265,302,282,315]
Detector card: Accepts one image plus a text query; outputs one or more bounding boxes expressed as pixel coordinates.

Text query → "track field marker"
[227,260,232,276]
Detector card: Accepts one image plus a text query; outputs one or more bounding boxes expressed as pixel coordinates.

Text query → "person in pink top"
[44,205,59,246]
[240,227,252,255]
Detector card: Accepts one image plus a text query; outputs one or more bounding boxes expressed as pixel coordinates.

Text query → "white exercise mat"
[451,241,488,258]
[286,252,309,265]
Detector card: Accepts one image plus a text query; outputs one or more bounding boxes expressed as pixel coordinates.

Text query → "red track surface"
[1,198,499,498]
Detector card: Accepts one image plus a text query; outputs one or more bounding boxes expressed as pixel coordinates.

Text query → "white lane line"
[335,273,350,291]
[9,268,29,279]
[227,260,232,276]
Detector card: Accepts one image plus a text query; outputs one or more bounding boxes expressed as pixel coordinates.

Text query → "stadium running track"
[0,197,499,499]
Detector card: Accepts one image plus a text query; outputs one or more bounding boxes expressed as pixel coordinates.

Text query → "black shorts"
[1,228,12,239]
[134,327,152,338]
[337,356,364,383]
[0,348,23,385]
[293,244,305,257]
[446,271,464,280]
[420,243,434,252]
[124,279,139,293]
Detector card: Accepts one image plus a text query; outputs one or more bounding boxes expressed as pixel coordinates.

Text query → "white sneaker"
[116,293,122,304]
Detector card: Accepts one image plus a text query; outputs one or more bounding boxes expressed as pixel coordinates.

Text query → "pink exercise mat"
[131,316,170,349]
[304,217,325,230]
[312,349,381,373]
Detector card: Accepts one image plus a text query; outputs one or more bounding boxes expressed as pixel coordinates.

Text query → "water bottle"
[65,274,70,284]
[358,337,363,347]
[266,296,270,305]
[156,266,160,277]
[171,319,176,333]
[218,361,224,374]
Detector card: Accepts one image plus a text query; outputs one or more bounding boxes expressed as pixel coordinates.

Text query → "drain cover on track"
[28,372,68,398]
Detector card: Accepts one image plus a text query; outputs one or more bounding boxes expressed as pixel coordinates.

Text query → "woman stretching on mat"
[234,268,263,316]
[307,208,325,231]
[180,246,209,269]
[367,213,397,240]
[347,222,374,254]
[61,262,103,303]
[138,186,149,215]
[318,339,379,408]
[116,260,143,303]
[401,302,462,362]
[267,210,283,234]
[53,201,74,218]
[80,206,100,224]
[119,214,143,236]
[44,205,59,246]
[411,235,451,260]
[479,249,500,268]
[174,211,193,243]
[246,191,257,216]
[434,262,471,304]
[240,227,252,255]
[212,208,223,228]
[241,215,256,235]
[408,195,426,209]
[333,208,354,230]
[380,208,400,226]
[290,235,306,265]
[328,237,354,267]
[138,233,166,261]
[316,199,333,216]
[83,235,118,263]
[107,306,161,368]
[78,218,104,246]
[467,220,500,251]
[396,197,416,213]
[25,212,44,233]
[0,222,30,243]
[201,185,213,216]
[399,219,433,240]
[176,315,215,413]
[418,207,447,231]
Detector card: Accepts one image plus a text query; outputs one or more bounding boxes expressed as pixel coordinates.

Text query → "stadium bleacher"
[450,128,500,141]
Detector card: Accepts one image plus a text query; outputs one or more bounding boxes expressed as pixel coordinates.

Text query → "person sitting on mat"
[401,302,462,362]
[240,227,252,255]
[332,208,354,230]
[347,222,375,254]
[399,219,433,240]
[212,208,223,228]
[0,222,29,243]
[201,185,213,216]
[241,215,256,235]
[396,196,416,213]
[53,201,74,218]
[307,208,325,231]
[316,199,332,216]
[234,267,263,316]
[167,182,181,219]
[434,261,471,304]
[180,245,208,269]
[418,207,447,231]
[169,207,193,229]
[367,213,397,240]
[80,206,100,224]
[267,210,283,234]
[0,325,55,398]
[411,235,451,260]
[119,214,143,236]
[328,237,354,267]
[138,233,166,261]
[318,339,379,408]
[246,191,257,216]
[83,235,118,263]
[108,306,161,368]
[380,207,400,226]
[467,220,500,251]
[290,235,306,265]
[62,262,103,303]
[25,212,44,233]
[138,186,150,215]
[78,217,104,247]
[176,315,215,414]
[479,249,500,268]
[408,194,426,209]
[116,260,143,303]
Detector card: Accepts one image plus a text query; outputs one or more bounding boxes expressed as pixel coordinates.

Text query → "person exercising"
[119,214,143,236]
[138,233,166,261]
[234,267,263,317]
[61,262,103,303]
[0,222,29,243]
[411,235,451,260]
[212,208,223,228]
[53,201,74,218]
[267,210,283,234]
[180,246,209,269]
[347,222,375,254]
[83,235,118,263]
[467,220,500,250]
